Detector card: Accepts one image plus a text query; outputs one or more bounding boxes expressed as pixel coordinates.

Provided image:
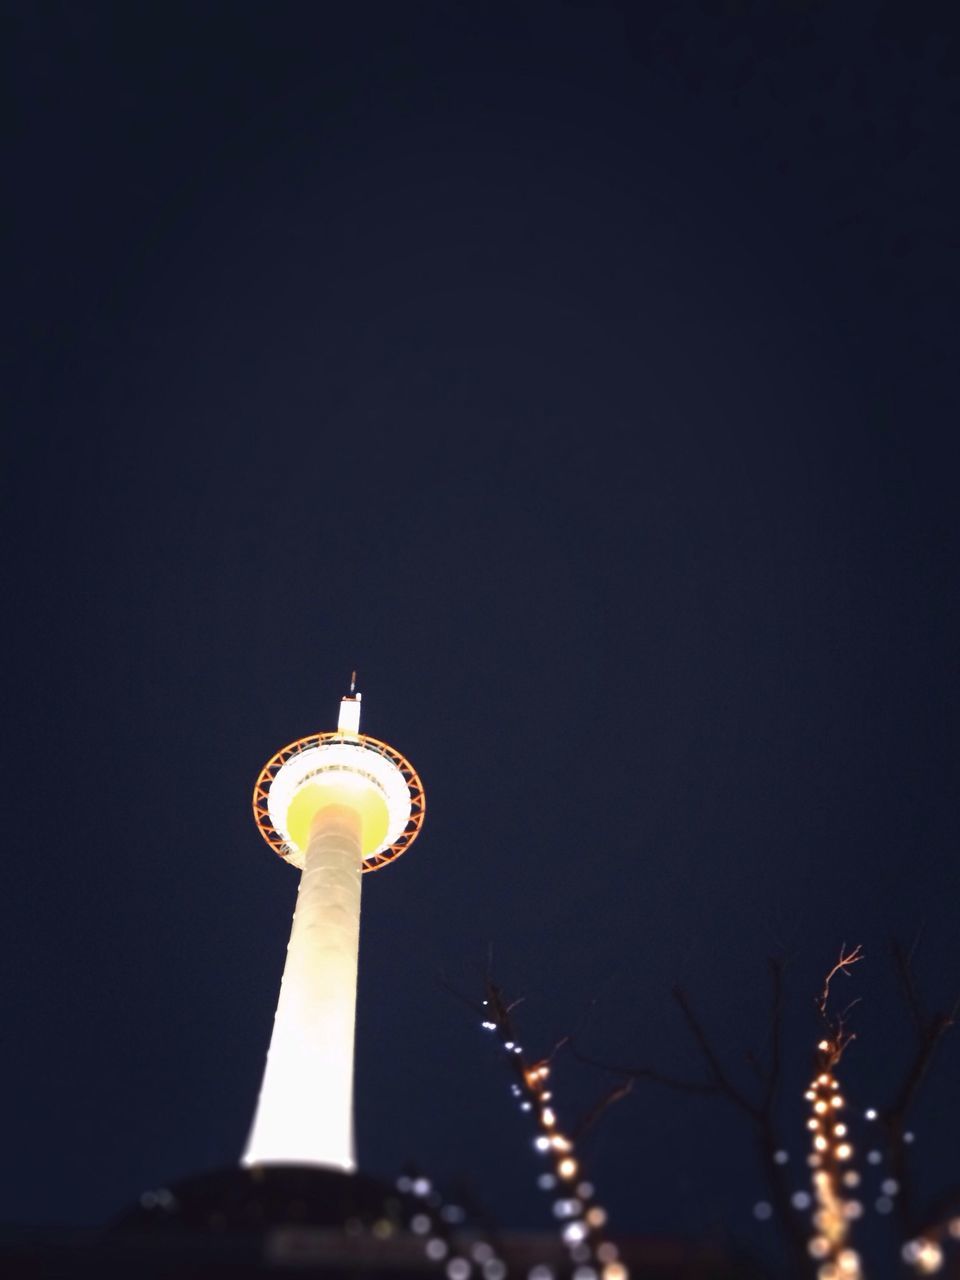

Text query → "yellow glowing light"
[601,1264,627,1280]
[542,1108,556,1127]
[809,1236,830,1260]
[836,1143,852,1160]
[818,1040,830,1051]
[912,1240,944,1274]
[815,1101,829,1114]
[286,780,389,856]
[558,1158,578,1179]
[834,1124,847,1137]
[818,1074,831,1086]
[831,1096,844,1109]
[815,1136,828,1152]
[808,1119,821,1130]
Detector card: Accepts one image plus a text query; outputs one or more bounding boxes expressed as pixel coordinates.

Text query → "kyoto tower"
[244,679,425,1172]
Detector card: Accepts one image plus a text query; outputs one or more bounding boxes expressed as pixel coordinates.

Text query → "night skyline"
[4,3,959,1274]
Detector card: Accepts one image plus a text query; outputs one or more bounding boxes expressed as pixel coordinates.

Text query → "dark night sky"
[4,1,959,1272]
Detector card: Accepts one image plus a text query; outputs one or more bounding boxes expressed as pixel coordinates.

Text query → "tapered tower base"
[244,804,366,1170]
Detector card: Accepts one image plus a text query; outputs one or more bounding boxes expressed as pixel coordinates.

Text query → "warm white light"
[601,1265,627,1280]
[905,1239,944,1274]
[244,804,367,1168]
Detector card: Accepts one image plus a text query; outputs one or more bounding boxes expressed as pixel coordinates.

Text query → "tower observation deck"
[244,682,425,1171]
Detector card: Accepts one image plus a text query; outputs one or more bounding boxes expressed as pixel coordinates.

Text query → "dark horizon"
[5,3,959,1275]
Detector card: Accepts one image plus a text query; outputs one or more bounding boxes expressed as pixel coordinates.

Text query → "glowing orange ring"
[252,732,425,872]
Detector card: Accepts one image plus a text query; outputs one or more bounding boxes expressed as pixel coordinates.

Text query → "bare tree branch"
[762,956,785,1115]
[439,975,485,1014]
[882,938,960,1237]
[893,936,926,1037]
[575,956,808,1277]
[570,1042,724,1097]
[672,985,758,1117]
[814,943,864,1067]
[573,1078,634,1142]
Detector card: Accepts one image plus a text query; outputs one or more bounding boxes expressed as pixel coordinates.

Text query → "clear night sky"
[5,2,959,1273]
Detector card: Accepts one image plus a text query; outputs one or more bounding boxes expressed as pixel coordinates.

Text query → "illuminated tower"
[244,680,425,1172]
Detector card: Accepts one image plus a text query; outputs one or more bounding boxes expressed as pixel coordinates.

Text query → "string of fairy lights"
[754,1100,960,1276]
[480,998,628,1280]
[803,1040,862,1280]
[394,1170,510,1280]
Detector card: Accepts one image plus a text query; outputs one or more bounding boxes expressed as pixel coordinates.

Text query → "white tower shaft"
[243,803,364,1170]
